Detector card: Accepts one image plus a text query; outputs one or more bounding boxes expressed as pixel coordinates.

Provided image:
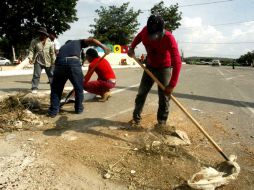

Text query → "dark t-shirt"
[57,40,88,58]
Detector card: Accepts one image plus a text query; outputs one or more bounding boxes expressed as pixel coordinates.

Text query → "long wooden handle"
[133,56,230,161]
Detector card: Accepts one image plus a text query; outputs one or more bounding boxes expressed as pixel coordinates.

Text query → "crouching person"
[83,48,116,102]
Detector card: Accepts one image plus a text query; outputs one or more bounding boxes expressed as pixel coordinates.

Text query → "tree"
[150,1,182,32]
[89,2,141,45]
[0,0,78,58]
[237,51,254,66]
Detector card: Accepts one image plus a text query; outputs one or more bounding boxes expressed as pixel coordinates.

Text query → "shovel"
[60,53,107,107]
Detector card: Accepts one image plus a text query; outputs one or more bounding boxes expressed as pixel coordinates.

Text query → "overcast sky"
[58,0,254,58]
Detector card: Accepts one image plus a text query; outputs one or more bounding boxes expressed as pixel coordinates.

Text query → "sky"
[58,0,254,58]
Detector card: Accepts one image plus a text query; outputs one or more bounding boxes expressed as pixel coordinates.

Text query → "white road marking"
[104,107,134,119]
[217,68,225,76]
[216,69,254,115]
[235,89,254,116]
[225,75,244,81]
[111,83,140,95]
[104,83,140,119]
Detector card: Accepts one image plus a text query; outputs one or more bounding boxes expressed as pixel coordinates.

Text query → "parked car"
[0,57,11,65]
[211,59,221,66]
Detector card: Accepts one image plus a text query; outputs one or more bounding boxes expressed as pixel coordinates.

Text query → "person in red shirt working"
[83,48,116,102]
[128,14,182,130]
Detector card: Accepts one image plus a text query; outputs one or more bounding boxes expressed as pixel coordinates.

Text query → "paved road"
[1,65,253,147]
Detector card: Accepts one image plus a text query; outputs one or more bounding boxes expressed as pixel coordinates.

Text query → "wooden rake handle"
[133,56,230,161]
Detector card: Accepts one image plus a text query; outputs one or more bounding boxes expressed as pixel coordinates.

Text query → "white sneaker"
[32,90,38,94]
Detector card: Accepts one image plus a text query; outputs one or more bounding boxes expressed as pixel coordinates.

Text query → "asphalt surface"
[0,65,253,148]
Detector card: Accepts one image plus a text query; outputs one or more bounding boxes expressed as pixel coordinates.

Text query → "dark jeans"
[133,66,171,123]
[31,62,53,90]
[48,58,84,115]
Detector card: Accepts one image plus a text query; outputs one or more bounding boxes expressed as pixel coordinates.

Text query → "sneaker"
[31,89,38,94]
[99,91,112,102]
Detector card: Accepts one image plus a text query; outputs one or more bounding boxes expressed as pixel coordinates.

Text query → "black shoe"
[154,122,174,135]
[126,119,143,130]
[75,110,83,114]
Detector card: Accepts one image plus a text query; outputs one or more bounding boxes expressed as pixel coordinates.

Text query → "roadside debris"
[188,155,240,190]
[0,93,48,133]
[191,108,202,112]
[103,171,111,179]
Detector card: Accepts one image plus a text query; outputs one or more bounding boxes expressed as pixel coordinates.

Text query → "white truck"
[211,59,221,66]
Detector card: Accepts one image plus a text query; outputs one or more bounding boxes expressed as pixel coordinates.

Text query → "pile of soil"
[0,93,48,133]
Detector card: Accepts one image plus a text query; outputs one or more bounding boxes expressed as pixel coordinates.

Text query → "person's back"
[57,40,85,58]
[92,58,115,81]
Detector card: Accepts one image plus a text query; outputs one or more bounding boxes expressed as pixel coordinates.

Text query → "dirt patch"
[0,94,254,189]
[0,93,49,133]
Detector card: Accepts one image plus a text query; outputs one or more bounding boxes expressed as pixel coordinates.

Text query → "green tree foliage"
[0,0,78,57]
[237,51,254,66]
[150,1,182,32]
[89,2,141,45]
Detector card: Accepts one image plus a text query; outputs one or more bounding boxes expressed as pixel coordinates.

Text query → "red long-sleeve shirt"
[84,57,116,84]
[130,26,182,88]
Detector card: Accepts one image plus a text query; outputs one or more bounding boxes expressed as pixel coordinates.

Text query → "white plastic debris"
[188,155,240,190]
[103,172,111,179]
[192,108,201,112]
[151,141,161,147]
[130,170,136,174]
[228,112,234,115]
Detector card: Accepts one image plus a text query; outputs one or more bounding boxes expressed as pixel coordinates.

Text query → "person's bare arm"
[83,38,110,54]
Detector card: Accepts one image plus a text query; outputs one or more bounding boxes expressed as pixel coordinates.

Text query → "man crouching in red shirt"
[83,48,116,102]
[128,14,182,130]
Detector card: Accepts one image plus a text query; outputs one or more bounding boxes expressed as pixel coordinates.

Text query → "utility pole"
[12,46,16,62]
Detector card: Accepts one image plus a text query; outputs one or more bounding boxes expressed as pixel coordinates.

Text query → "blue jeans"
[133,66,171,123]
[48,58,84,115]
[31,62,53,90]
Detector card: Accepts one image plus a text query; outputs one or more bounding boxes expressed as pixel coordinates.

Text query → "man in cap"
[127,14,182,130]
[28,27,56,94]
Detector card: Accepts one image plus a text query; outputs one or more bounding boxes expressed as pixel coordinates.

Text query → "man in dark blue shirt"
[48,38,110,117]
